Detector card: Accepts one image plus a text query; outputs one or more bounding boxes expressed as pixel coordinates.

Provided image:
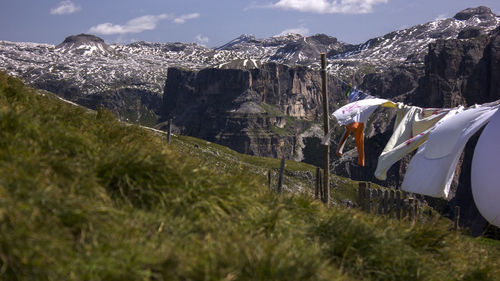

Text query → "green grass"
[0,71,499,281]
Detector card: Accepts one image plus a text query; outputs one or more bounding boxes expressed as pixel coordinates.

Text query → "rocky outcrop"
[418,27,500,108]
[270,34,346,63]
[453,6,497,22]
[161,63,345,159]
[56,34,115,56]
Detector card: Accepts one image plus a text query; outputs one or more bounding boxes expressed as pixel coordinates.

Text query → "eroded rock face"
[418,28,500,108]
[161,63,345,159]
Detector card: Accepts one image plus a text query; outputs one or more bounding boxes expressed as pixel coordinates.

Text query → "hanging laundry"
[333,98,395,166]
[344,83,353,97]
[471,108,500,228]
[348,89,374,103]
[336,122,366,165]
[374,103,450,180]
[401,104,499,198]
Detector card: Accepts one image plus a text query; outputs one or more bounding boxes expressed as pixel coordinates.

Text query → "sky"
[1,0,499,48]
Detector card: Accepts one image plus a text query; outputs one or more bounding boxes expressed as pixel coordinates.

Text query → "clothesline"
[330,92,500,228]
[328,75,374,99]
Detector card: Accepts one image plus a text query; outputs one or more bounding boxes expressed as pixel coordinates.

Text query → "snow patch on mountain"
[0,7,498,97]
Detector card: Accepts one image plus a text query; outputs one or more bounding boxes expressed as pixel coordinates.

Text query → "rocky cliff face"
[419,27,500,108]
[161,63,345,159]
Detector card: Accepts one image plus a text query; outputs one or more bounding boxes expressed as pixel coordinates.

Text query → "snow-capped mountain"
[329,6,499,67]
[56,34,116,56]
[0,6,498,98]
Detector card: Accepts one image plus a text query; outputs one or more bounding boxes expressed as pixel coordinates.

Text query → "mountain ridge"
[1,6,498,99]
[0,6,498,127]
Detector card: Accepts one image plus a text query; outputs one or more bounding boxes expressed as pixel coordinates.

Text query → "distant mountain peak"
[453,6,495,21]
[56,33,114,56]
[215,34,258,50]
[307,33,339,45]
[272,33,304,40]
[58,34,106,45]
[237,34,257,40]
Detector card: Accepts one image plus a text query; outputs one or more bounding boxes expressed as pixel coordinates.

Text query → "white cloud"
[50,0,81,15]
[89,14,170,35]
[270,0,388,14]
[195,34,209,46]
[278,26,310,36]
[173,13,200,24]
[435,14,447,21]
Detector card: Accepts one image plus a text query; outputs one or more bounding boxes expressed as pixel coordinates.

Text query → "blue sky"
[1,0,499,47]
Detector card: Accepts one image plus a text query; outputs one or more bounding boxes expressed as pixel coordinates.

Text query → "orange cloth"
[336,122,365,166]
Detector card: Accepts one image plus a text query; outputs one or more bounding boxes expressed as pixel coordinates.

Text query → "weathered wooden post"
[315,167,321,200]
[268,169,272,191]
[402,191,408,218]
[277,157,285,194]
[396,191,402,220]
[454,206,460,231]
[414,199,419,222]
[377,189,383,214]
[318,170,324,201]
[389,190,395,217]
[408,198,414,221]
[168,118,172,143]
[371,189,377,214]
[383,190,389,215]
[320,54,330,206]
[358,182,366,209]
[365,187,371,213]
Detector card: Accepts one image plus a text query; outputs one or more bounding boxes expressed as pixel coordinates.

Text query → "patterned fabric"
[348,89,374,103]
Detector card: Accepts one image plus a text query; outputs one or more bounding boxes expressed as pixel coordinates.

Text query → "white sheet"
[332,98,392,126]
[401,104,499,198]
[471,108,500,227]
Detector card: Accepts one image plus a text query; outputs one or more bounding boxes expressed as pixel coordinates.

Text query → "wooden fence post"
[268,169,272,191]
[402,191,408,218]
[320,54,330,206]
[377,189,383,214]
[389,190,395,217]
[383,190,388,215]
[277,157,285,194]
[319,170,323,201]
[358,182,366,209]
[408,199,414,221]
[414,199,419,222]
[409,198,418,222]
[371,189,377,214]
[365,187,371,213]
[168,118,172,143]
[396,191,401,220]
[315,167,320,200]
[454,206,460,231]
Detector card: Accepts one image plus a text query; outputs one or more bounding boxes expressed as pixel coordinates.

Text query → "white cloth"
[401,104,499,198]
[471,108,500,228]
[332,98,393,126]
[374,103,450,180]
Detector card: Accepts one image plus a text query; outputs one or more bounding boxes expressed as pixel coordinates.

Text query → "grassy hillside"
[0,71,499,281]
